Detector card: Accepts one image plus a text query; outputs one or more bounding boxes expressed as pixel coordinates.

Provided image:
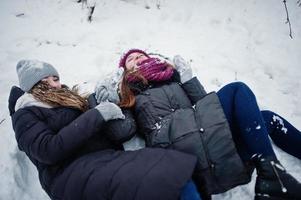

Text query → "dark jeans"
[180,180,202,200]
[217,82,301,161]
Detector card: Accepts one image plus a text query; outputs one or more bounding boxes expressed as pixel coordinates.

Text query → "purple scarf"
[126,57,174,83]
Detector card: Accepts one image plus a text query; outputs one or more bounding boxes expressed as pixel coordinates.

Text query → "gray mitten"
[173,55,193,83]
[95,86,109,102]
[95,85,120,104]
[95,102,125,121]
[95,68,124,104]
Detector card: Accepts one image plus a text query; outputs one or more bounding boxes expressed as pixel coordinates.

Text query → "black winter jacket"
[9,86,197,200]
[130,76,254,195]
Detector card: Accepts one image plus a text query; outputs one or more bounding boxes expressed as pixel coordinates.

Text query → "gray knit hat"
[16,59,59,92]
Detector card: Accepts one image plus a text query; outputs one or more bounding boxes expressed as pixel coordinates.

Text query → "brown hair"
[119,61,176,108]
[119,69,148,108]
[30,81,89,112]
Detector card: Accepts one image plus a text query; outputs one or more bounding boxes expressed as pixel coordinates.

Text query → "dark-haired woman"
[95,49,301,200]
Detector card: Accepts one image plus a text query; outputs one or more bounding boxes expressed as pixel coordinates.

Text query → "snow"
[0,0,300,199]
[272,114,288,134]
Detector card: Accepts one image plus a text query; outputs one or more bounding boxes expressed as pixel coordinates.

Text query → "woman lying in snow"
[8,59,203,200]
[94,49,301,200]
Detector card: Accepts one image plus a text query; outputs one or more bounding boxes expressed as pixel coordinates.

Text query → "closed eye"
[137,54,145,59]
[127,57,133,62]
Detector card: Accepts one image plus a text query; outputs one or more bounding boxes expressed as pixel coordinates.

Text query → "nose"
[136,54,145,60]
[56,82,62,89]
[51,80,61,89]
[135,55,146,64]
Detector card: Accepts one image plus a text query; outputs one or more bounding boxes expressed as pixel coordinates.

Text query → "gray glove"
[95,102,125,121]
[173,55,193,83]
[95,85,120,104]
[95,68,124,104]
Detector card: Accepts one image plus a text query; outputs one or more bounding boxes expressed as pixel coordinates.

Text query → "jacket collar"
[15,93,52,111]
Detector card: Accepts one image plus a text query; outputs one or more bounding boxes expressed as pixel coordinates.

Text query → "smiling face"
[125,52,149,71]
[42,76,61,89]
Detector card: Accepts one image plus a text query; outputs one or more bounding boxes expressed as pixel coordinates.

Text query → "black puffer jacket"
[131,76,254,195]
[9,86,197,200]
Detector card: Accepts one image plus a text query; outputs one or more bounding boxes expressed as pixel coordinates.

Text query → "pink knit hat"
[119,49,150,68]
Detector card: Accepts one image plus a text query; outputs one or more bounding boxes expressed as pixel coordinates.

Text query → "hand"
[95,68,124,104]
[95,102,125,121]
[95,85,120,104]
[95,85,109,102]
[172,55,193,83]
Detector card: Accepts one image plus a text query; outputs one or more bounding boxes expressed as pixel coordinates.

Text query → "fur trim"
[15,93,52,111]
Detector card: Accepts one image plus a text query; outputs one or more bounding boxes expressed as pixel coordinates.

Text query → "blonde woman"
[9,59,200,200]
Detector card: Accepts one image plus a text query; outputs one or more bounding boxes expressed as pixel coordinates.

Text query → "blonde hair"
[30,81,89,112]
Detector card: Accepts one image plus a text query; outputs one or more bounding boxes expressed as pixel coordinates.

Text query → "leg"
[261,110,301,160]
[180,180,202,200]
[217,82,301,200]
[217,82,276,160]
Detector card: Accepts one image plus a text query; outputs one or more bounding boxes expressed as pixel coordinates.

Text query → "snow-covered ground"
[0,0,300,199]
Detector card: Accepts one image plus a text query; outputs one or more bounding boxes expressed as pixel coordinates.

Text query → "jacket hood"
[8,86,51,115]
[8,86,24,115]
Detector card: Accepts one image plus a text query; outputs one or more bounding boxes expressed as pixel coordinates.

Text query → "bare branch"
[156,0,161,9]
[77,0,87,4]
[0,119,5,125]
[88,5,95,22]
[283,0,293,39]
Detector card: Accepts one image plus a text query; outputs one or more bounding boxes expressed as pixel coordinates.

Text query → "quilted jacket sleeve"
[87,93,136,144]
[12,108,105,165]
[181,77,207,104]
[104,109,137,144]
